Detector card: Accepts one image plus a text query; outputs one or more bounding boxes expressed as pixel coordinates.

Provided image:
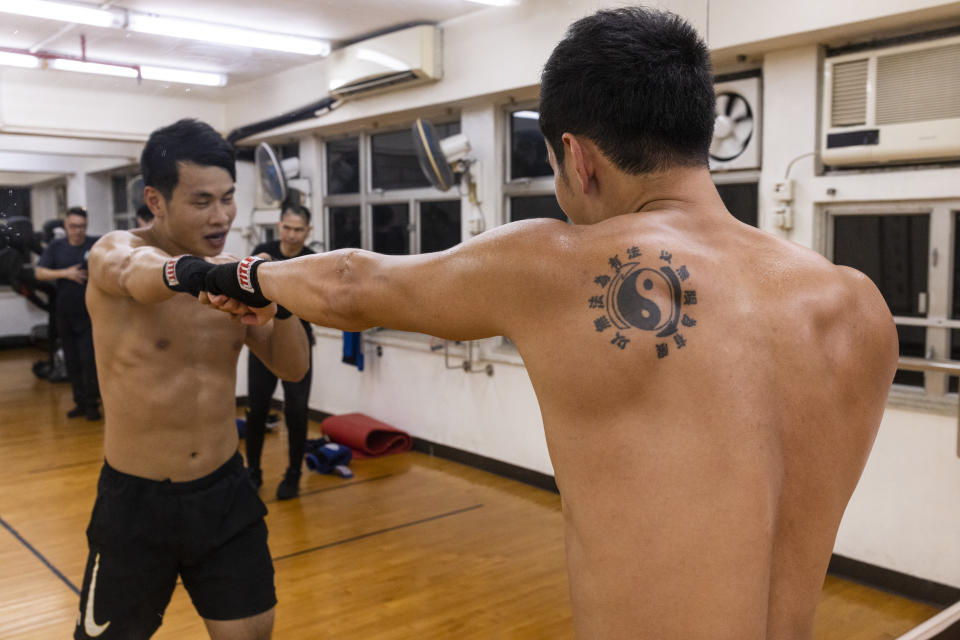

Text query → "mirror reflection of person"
[35,207,101,420]
[245,203,315,499]
[78,119,308,639]
[202,8,898,638]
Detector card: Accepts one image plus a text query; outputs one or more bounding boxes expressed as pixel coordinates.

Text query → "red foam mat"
[320,413,412,459]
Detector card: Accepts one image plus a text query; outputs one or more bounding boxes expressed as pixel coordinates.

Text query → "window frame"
[503,103,557,225]
[321,122,464,255]
[824,200,960,400]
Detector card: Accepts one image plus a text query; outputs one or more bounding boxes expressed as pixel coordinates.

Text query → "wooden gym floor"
[0,347,943,639]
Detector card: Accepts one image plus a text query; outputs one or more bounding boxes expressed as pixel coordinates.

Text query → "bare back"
[506,210,897,639]
[87,230,246,481]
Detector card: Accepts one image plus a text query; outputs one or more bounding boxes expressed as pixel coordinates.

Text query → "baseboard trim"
[829,554,960,608]
[410,437,558,494]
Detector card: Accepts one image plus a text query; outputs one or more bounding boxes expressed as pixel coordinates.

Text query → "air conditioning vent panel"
[831,59,868,127]
[327,25,441,100]
[822,34,960,166]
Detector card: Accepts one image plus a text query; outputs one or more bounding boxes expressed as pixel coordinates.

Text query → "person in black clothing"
[36,207,101,420]
[135,204,154,228]
[246,203,315,499]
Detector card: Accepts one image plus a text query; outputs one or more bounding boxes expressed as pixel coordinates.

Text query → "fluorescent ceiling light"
[127,14,330,56]
[513,110,539,120]
[141,65,226,87]
[0,0,116,28]
[0,51,41,68]
[48,58,226,86]
[50,58,138,78]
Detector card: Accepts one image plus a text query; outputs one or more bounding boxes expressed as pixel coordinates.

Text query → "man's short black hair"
[135,204,154,223]
[66,207,87,219]
[141,119,236,200]
[281,203,311,225]
[539,7,714,175]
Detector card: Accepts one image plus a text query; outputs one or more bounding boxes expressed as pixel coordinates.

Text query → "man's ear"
[563,133,597,195]
[144,186,166,218]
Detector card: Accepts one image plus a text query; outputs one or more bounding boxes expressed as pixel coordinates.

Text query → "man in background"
[36,206,101,420]
[135,204,154,229]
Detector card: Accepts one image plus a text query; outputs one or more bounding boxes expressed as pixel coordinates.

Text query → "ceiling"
[0,0,493,86]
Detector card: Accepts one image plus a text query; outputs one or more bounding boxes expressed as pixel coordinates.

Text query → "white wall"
[0,69,226,141]
[709,0,960,51]
[837,409,960,588]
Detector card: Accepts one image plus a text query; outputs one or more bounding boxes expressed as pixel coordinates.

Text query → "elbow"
[325,250,375,331]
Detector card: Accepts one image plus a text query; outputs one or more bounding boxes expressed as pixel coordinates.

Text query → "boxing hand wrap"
[162,255,214,296]
[205,256,272,308]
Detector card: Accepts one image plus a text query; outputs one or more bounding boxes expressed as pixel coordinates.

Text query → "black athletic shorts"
[74,452,275,640]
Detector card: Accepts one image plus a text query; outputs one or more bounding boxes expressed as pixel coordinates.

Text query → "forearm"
[256,250,369,331]
[247,315,310,381]
[34,267,62,281]
[117,246,180,303]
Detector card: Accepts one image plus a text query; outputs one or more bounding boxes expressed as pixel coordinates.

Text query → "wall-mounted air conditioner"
[328,25,441,100]
[821,35,960,166]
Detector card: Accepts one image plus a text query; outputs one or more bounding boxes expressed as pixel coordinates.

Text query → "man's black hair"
[141,119,236,200]
[539,7,714,175]
[66,207,87,219]
[135,204,154,223]
[281,203,311,225]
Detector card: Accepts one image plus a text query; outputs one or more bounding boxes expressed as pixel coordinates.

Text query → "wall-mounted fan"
[412,118,472,192]
[411,118,484,235]
[710,76,761,171]
[255,142,304,208]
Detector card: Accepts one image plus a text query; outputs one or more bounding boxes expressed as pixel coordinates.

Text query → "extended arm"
[250,218,574,341]
[86,231,179,304]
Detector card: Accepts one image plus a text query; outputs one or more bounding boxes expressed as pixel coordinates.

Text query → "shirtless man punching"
[201,9,897,639]
[78,119,309,640]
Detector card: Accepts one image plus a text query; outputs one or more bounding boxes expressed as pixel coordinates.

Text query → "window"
[827,202,960,398]
[716,182,758,227]
[510,110,552,180]
[327,137,360,195]
[110,172,139,229]
[504,106,563,225]
[420,200,462,253]
[329,206,361,250]
[833,213,928,387]
[371,122,461,191]
[372,203,410,255]
[322,121,463,256]
[509,195,566,222]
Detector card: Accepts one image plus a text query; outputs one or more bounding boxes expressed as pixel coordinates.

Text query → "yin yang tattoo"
[589,247,697,358]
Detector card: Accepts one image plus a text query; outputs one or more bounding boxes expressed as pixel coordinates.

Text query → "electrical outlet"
[774,206,794,231]
[772,180,794,202]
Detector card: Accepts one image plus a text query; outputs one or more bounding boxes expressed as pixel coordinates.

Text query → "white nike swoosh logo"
[84,553,111,637]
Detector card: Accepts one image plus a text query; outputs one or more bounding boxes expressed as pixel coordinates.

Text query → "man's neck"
[279,241,301,258]
[142,224,192,258]
[590,167,722,224]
